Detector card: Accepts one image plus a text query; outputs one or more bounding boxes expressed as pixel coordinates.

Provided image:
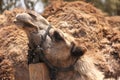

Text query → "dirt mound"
[0,1,119,80]
[43,1,120,79]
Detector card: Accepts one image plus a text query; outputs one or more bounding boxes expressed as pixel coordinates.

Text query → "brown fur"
[0,9,29,80]
[0,1,120,80]
[43,1,120,80]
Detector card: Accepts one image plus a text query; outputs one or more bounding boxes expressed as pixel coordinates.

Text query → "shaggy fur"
[0,1,120,80]
[0,9,29,80]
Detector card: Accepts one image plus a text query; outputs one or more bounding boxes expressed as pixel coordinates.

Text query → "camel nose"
[16,13,32,22]
[15,13,36,27]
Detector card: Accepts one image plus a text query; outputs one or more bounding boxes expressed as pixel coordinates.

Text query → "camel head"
[15,11,86,68]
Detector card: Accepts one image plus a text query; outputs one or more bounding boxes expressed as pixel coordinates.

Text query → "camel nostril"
[53,31,64,42]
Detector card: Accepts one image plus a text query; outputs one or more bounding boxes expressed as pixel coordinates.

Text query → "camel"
[15,11,104,80]
[0,1,120,80]
[15,1,120,80]
[0,9,29,80]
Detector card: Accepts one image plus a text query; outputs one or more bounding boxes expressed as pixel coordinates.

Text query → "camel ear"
[71,45,86,57]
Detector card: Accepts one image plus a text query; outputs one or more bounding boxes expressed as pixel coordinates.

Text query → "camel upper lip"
[14,13,36,27]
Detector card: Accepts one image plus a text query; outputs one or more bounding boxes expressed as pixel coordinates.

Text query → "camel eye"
[53,31,64,42]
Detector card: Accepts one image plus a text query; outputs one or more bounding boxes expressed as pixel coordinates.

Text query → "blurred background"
[0,0,120,16]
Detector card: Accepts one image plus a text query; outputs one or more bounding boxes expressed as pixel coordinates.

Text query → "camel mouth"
[14,13,36,28]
